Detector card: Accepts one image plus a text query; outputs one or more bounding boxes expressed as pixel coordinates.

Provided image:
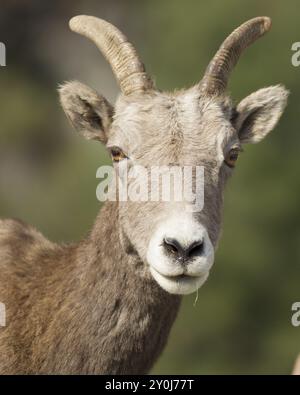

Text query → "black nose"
[163,237,204,262]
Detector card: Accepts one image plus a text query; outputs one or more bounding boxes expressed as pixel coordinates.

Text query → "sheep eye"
[110,147,128,162]
[225,148,240,168]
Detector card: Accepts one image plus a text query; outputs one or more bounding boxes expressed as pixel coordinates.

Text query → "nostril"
[162,237,204,262]
[187,239,204,257]
[163,237,182,256]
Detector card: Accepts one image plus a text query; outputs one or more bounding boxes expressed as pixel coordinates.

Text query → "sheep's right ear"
[59,81,114,143]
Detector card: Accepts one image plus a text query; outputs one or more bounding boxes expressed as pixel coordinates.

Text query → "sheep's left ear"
[232,85,289,144]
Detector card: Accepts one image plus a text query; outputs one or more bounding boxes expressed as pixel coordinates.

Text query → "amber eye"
[110,147,128,163]
[225,148,240,168]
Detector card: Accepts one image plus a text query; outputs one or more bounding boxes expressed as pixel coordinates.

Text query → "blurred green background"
[0,0,299,374]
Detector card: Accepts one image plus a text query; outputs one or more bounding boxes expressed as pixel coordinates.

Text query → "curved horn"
[201,17,272,96]
[69,15,154,95]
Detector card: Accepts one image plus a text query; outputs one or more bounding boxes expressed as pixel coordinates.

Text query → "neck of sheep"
[39,202,181,374]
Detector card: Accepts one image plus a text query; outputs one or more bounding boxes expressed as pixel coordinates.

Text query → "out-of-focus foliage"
[0,0,299,374]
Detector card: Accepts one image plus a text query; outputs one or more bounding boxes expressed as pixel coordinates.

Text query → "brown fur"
[0,205,180,374]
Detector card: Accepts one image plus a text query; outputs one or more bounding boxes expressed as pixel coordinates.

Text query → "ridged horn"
[69,15,154,95]
[201,17,272,95]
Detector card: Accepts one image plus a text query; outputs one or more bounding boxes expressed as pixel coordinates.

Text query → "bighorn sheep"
[0,16,288,374]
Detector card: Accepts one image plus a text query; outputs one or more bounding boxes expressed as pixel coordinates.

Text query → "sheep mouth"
[153,269,202,282]
[149,266,209,295]
[161,273,195,281]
